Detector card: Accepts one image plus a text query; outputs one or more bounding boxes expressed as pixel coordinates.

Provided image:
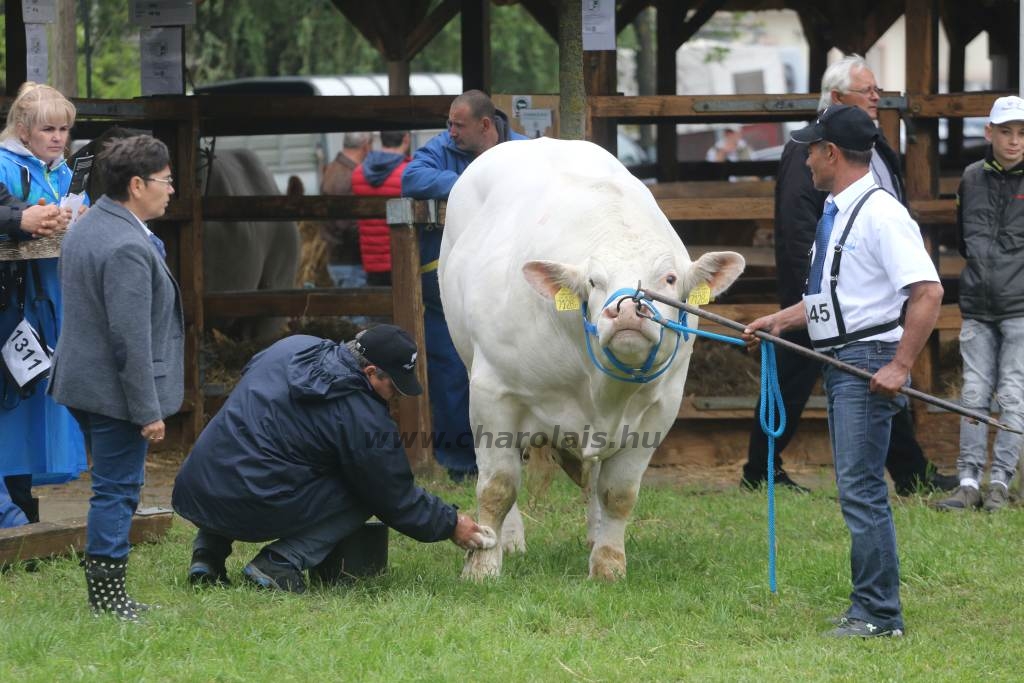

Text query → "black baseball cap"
[354,324,423,396]
[791,104,879,151]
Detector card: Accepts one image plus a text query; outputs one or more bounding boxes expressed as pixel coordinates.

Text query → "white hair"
[818,54,871,112]
[343,132,372,149]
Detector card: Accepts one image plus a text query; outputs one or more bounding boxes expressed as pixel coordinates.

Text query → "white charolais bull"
[440,138,744,581]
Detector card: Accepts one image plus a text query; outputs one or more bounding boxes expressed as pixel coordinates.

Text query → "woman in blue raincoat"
[0,82,88,526]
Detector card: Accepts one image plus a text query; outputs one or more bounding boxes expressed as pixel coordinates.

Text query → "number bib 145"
[1,318,52,389]
[802,292,839,343]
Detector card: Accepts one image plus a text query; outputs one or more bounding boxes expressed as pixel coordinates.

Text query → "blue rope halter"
[603,287,786,593]
[581,287,684,383]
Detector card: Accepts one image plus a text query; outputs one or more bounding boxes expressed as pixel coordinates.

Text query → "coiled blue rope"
[591,290,786,593]
[758,342,786,594]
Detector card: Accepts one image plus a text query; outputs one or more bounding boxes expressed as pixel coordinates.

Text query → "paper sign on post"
[130,0,196,27]
[25,24,48,83]
[519,109,553,139]
[582,0,615,51]
[21,0,56,24]
[140,27,185,95]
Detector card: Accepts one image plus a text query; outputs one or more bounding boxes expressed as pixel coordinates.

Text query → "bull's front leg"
[588,451,649,581]
[462,454,520,581]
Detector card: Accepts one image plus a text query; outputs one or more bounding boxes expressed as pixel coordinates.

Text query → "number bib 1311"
[802,291,840,343]
[1,318,52,389]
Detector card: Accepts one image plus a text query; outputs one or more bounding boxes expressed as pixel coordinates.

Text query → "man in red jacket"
[352,131,411,286]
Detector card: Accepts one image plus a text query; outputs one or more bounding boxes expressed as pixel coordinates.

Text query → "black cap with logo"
[354,324,423,396]
[790,104,879,152]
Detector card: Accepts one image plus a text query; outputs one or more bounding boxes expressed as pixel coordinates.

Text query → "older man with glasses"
[740,54,958,496]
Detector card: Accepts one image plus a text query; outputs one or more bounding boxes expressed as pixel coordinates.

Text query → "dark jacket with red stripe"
[352,152,410,274]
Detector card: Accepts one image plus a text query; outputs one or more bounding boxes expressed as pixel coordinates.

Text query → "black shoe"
[188,549,231,587]
[243,549,306,594]
[740,470,811,494]
[894,469,960,496]
[826,617,903,638]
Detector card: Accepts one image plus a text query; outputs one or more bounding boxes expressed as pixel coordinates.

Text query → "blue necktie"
[148,232,167,260]
[807,201,838,295]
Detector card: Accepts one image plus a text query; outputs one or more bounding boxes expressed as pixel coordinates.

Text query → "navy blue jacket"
[172,335,458,543]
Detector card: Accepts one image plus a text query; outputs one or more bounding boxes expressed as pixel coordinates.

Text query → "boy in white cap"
[935,95,1024,512]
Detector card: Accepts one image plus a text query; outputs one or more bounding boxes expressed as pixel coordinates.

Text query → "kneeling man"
[172,325,486,593]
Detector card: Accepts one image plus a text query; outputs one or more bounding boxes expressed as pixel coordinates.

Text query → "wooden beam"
[676,0,728,48]
[203,288,394,319]
[657,197,773,220]
[405,0,462,58]
[201,195,389,221]
[617,0,652,34]
[517,0,558,42]
[906,92,1011,118]
[589,93,820,120]
[196,95,452,136]
[0,509,173,566]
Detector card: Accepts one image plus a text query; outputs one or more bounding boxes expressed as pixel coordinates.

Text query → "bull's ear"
[685,251,746,297]
[522,260,584,299]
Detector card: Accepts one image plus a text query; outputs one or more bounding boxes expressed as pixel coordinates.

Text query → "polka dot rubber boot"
[82,555,146,622]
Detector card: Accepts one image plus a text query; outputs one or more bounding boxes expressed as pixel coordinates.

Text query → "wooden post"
[387,60,411,96]
[584,50,617,154]
[461,0,491,93]
[655,0,681,181]
[4,0,27,94]
[386,198,434,473]
[905,0,940,397]
[178,101,205,444]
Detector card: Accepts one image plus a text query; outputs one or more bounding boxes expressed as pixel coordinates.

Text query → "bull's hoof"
[589,545,626,581]
[461,548,502,581]
[501,528,526,554]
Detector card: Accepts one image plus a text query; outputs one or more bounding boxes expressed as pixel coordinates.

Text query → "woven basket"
[0,233,63,261]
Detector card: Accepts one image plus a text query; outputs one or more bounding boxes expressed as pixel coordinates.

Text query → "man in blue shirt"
[401,90,527,480]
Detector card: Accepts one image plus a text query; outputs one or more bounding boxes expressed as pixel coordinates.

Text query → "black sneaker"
[188,549,231,587]
[827,617,903,638]
[243,549,307,594]
[740,470,811,494]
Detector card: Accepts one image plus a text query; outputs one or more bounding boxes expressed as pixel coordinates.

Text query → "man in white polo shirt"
[743,104,943,638]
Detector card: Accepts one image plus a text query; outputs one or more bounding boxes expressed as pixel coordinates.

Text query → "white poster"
[25,24,48,83]
[582,0,615,51]
[131,0,196,27]
[21,0,56,24]
[140,27,184,95]
[519,109,553,139]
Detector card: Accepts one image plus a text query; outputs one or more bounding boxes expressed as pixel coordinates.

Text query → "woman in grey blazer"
[49,135,183,621]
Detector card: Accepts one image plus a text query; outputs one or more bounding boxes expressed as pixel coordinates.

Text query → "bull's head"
[523,250,745,380]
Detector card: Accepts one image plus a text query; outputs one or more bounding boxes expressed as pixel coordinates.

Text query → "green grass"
[2,476,1021,682]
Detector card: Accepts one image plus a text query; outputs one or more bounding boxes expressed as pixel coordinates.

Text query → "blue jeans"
[823,341,905,630]
[193,514,354,571]
[0,477,28,528]
[424,305,477,477]
[958,317,1024,484]
[72,410,148,559]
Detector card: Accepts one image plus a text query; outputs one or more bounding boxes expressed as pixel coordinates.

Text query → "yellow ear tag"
[687,282,712,306]
[554,287,581,312]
